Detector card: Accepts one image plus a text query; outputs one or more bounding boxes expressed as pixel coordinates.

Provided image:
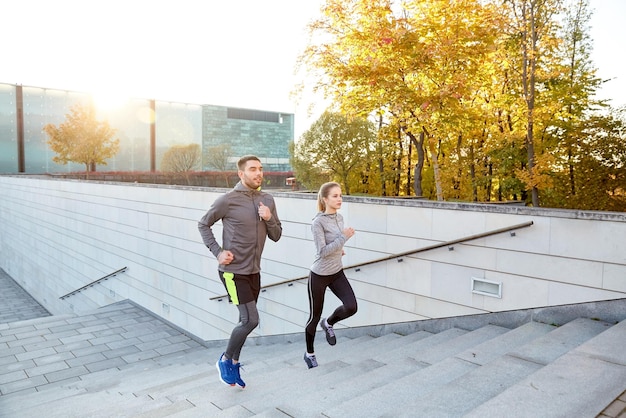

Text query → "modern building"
[0,82,294,174]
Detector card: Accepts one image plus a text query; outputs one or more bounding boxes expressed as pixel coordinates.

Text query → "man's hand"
[218,250,234,265]
[258,202,272,221]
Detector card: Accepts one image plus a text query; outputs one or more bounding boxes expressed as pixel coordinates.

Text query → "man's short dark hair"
[237,155,261,171]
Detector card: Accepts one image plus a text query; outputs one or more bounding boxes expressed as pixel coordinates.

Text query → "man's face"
[239,159,263,189]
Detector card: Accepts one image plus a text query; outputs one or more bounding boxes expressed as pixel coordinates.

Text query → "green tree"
[291,111,376,194]
[549,0,604,198]
[544,109,626,211]
[43,103,119,176]
[299,0,503,199]
[297,0,621,210]
[502,0,565,207]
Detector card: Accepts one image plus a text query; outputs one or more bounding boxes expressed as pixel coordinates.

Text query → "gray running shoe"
[304,352,318,369]
[320,318,336,345]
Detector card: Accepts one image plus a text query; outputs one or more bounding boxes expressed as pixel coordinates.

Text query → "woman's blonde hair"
[317,182,341,212]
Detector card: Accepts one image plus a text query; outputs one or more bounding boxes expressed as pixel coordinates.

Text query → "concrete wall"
[1,175,624,342]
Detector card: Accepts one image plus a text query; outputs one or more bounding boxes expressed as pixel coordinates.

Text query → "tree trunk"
[520,0,541,207]
[377,115,386,196]
[406,131,424,197]
[406,135,412,196]
[426,131,444,201]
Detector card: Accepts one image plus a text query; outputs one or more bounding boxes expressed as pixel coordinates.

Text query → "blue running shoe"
[232,362,246,388]
[304,352,318,369]
[320,318,336,345]
[216,353,235,386]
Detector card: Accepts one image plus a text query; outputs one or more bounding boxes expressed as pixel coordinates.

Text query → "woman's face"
[324,186,343,212]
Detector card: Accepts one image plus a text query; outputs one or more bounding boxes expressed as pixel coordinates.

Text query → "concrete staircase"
[0,300,625,417]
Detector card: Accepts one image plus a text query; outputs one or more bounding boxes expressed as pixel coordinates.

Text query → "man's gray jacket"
[198,181,282,275]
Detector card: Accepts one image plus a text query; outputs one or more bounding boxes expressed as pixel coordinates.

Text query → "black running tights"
[305,270,357,353]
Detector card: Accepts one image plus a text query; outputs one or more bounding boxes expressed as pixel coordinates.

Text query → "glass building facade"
[0,82,293,174]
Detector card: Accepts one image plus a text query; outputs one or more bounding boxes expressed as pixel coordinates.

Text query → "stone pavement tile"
[0,325,37,336]
[22,338,61,352]
[55,340,92,353]
[15,347,57,362]
[136,338,176,352]
[85,357,128,373]
[0,355,20,367]
[167,334,193,344]
[7,335,47,348]
[33,351,75,366]
[106,336,142,350]
[138,331,177,343]
[45,330,80,340]
[155,342,196,356]
[95,309,135,319]
[122,349,160,363]
[33,319,72,329]
[65,315,98,325]
[66,353,107,368]
[59,333,94,345]
[11,329,51,340]
[0,359,35,374]
[0,374,48,395]
[45,365,89,383]
[134,315,158,324]
[122,325,160,339]
[110,318,140,328]
[0,346,26,358]
[77,324,111,335]
[601,398,626,417]
[0,370,27,385]
[32,375,81,392]
[25,361,69,377]
[92,326,126,338]
[71,344,110,358]
[89,334,124,346]
[48,323,84,334]
[102,345,141,359]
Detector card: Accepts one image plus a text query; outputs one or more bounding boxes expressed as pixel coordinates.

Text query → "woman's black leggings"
[305,270,358,353]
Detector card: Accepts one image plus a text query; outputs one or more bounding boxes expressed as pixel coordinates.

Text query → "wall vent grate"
[471,277,502,298]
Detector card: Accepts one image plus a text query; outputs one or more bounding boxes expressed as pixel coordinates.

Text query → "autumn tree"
[296,0,624,210]
[544,109,626,211]
[43,103,119,176]
[546,0,605,201]
[205,144,234,187]
[299,0,503,199]
[501,0,566,207]
[161,143,201,172]
[291,111,376,194]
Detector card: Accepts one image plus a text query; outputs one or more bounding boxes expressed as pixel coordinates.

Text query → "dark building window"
[227,108,280,123]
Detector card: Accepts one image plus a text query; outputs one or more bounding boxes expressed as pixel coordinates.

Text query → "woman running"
[304,182,358,369]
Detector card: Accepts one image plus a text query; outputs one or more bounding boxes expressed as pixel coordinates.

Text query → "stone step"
[319,325,517,417]
[464,319,626,418]
[2,299,624,418]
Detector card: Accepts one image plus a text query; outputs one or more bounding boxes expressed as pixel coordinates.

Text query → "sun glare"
[91,88,130,112]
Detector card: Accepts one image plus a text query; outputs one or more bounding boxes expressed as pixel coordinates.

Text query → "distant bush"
[50,170,296,189]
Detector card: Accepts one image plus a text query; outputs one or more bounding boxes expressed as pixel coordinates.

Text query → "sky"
[2,0,624,140]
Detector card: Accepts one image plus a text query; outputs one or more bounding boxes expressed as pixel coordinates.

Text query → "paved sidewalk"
[0,268,208,397]
[1,267,624,417]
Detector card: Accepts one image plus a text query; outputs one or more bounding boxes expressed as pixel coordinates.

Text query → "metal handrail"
[210,220,534,300]
[59,267,128,300]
